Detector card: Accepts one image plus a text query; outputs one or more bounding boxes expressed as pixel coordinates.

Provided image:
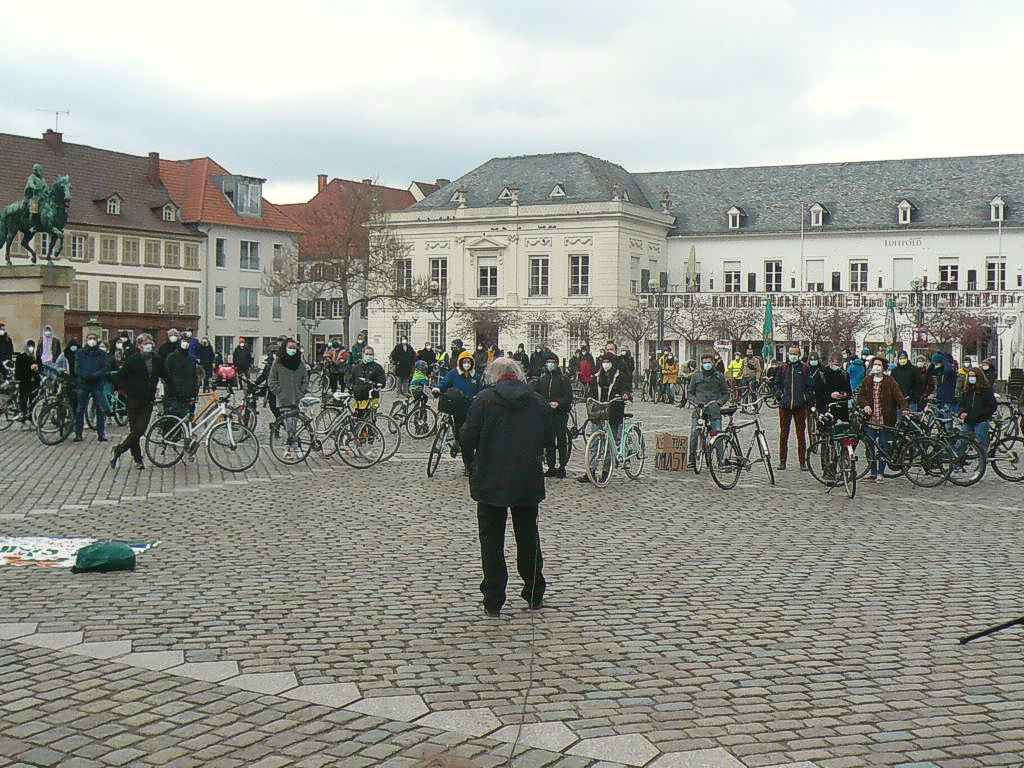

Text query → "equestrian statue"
[1,163,71,265]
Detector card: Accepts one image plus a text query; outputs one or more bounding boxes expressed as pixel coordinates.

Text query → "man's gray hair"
[483,356,526,386]
[136,333,154,344]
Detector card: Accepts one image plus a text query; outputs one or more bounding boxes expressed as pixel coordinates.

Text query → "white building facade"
[373,152,1024,378]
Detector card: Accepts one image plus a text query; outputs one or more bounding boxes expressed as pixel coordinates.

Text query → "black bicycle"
[707,405,775,490]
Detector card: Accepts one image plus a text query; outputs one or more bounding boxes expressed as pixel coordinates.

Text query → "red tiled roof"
[279,178,415,260]
[160,156,304,234]
[0,132,197,237]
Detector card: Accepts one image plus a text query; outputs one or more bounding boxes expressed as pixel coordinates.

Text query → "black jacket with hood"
[461,379,550,508]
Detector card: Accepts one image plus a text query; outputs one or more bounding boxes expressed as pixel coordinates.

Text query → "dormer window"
[621,189,629,203]
[809,202,827,228]
[727,205,745,230]
[219,175,263,216]
[106,196,121,215]
[990,196,1005,223]
[549,184,566,198]
[897,199,914,225]
[497,187,513,201]
[162,204,176,222]
[452,188,467,208]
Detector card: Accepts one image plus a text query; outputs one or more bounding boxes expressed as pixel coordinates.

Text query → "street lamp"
[156,301,186,327]
[429,279,460,351]
[297,315,318,356]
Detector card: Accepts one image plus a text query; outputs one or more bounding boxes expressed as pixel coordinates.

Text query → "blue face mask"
[702,362,713,371]
[545,362,556,372]
[286,348,298,356]
[363,355,374,363]
[788,354,799,363]
[809,360,818,367]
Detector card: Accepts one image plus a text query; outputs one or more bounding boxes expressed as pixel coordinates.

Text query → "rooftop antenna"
[35,109,70,131]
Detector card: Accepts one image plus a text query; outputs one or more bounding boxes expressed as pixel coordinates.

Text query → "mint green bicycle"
[583,397,646,486]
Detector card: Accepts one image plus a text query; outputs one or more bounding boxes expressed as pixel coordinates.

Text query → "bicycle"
[806,402,858,498]
[689,402,726,474]
[268,396,324,464]
[851,407,952,488]
[427,410,461,477]
[706,405,775,490]
[35,373,78,446]
[582,397,645,487]
[388,393,438,439]
[86,387,128,430]
[144,393,260,472]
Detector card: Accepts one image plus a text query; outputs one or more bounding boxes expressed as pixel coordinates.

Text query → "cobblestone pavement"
[1,396,1023,767]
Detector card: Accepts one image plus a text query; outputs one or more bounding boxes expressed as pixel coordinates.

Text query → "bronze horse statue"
[1,174,71,265]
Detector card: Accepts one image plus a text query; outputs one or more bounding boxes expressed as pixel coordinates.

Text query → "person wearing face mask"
[957,366,996,454]
[0,323,14,370]
[980,357,996,381]
[890,350,923,411]
[528,345,546,379]
[574,351,631,482]
[686,352,730,468]
[418,340,438,372]
[14,339,40,422]
[232,337,254,376]
[196,337,216,391]
[533,352,572,478]
[741,347,763,391]
[512,343,530,371]
[158,328,180,364]
[927,350,958,429]
[351,344,387,393]
[807,352,826,423]
[269,339,310,459]
[856,356,910,482]
[324,339,349,392]
[109,334,164,470]
[812,352,852,422]
[474,342,491,373]
[847,349,867,393]
[54,339,78,378]
[773,345,812,471]
[36,324,62,368]
[163,334,202,421]
[185,329,200,360]
[350,332,367,367]
[726,352,744,393]
[661,354,679,404]
[436,350,483,474]
[390,336,416,396]
[73,333,111,442]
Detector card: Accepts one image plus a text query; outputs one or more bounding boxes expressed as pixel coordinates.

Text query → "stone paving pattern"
[1,398,1023,766]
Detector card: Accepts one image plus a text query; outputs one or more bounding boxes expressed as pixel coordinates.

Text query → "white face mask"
[0,329,5,336]
[168,335,179,343]
[460,362,472,371]
[180,341,190,350]
[142,343,154,353]
[86,339,98,347]
[602,362,613,371]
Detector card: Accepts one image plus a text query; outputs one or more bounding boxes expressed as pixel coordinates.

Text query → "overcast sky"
[2,1,1021,203]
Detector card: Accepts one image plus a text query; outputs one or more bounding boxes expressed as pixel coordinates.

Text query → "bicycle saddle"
[720,404,738,416]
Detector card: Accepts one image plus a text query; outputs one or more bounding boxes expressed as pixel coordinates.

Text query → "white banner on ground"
[0,537,158,567]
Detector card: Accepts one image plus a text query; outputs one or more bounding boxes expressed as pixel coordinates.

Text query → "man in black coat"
[389,337,416,395]
[460,356,550,617]
[158,328,180,365]
[0,322,14,370]
[110,334,164,470]
[533,352,572,478]
[197,337,216,391]
[890,350,923,410]
[163,338,201,419]
[232,338,254,376]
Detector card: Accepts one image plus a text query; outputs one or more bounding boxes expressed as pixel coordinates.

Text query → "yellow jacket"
[726,358,744,379]
[662,363,679,384]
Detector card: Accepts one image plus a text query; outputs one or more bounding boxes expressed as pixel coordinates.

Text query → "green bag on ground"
[70,541,136,573]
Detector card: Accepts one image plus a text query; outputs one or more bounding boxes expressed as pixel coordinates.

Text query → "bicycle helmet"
[415,360,428,371]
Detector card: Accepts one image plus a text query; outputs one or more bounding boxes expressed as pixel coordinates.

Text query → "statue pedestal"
[0,264,74,345]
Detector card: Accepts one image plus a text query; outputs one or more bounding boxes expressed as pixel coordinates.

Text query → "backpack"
[71,541,136,574]
[578,359,594,384]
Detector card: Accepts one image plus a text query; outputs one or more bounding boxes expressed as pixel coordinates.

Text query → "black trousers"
[454,412,474,469]
[477,503,546,610]
[18,381,35,418]
[546,412,569,469]
[116,399,154,461]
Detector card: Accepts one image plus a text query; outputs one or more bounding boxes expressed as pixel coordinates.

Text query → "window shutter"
[85,234,95,261]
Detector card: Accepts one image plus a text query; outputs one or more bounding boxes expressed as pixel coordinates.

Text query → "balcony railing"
[640,289,1024,311]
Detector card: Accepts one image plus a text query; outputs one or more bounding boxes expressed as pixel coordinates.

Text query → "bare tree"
[923,306,997,349]
[707,304,763,347]
[603,305,656,362]
[263,182,423,345]
[455,306,523,349]
[789,303,876,354]
[668,295,715,358]
[560,304,609,350]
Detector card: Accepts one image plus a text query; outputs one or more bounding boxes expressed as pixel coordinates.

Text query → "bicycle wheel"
[206,420,260,472]
[708,434,741,490]
[384,373,397,392]
[990,436,1024,481]
[947,434,986,487]
[900,436,952,488]
[692,431,706,475]
[373,413,401,462]
[145,415,189,468]
[269,415,314,464]
[584,430,612,487]
[756,429,775,485]
[111,394,128,426]
[426,422,450,477]
[85,397,97,430]
[236,403,258,432]
[839,444,857,499]
[36,401,73,445]
[31,396,49,427]
[337,420,385,468]
[388,400,405,422]
[807,436,837,487]
[0,396,19,431]
[621,423,645,480]
[405,403,437,439]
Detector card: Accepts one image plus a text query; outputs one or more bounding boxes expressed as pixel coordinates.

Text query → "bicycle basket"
[586,399,611,421]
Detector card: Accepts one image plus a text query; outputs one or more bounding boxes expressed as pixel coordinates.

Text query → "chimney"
[317,174,327,193]
[361,178,373,186]
[42,129,64,157]
[435,178,450,187]
[148,152,161,186]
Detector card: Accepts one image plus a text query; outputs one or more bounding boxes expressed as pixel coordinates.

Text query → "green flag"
[761,298,774,361]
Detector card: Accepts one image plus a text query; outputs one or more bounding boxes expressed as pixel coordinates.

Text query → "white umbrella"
[684,245,697,292]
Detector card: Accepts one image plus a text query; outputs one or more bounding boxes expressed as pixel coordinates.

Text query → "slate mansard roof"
[412,149,1024,235]
[411,152,652,211]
